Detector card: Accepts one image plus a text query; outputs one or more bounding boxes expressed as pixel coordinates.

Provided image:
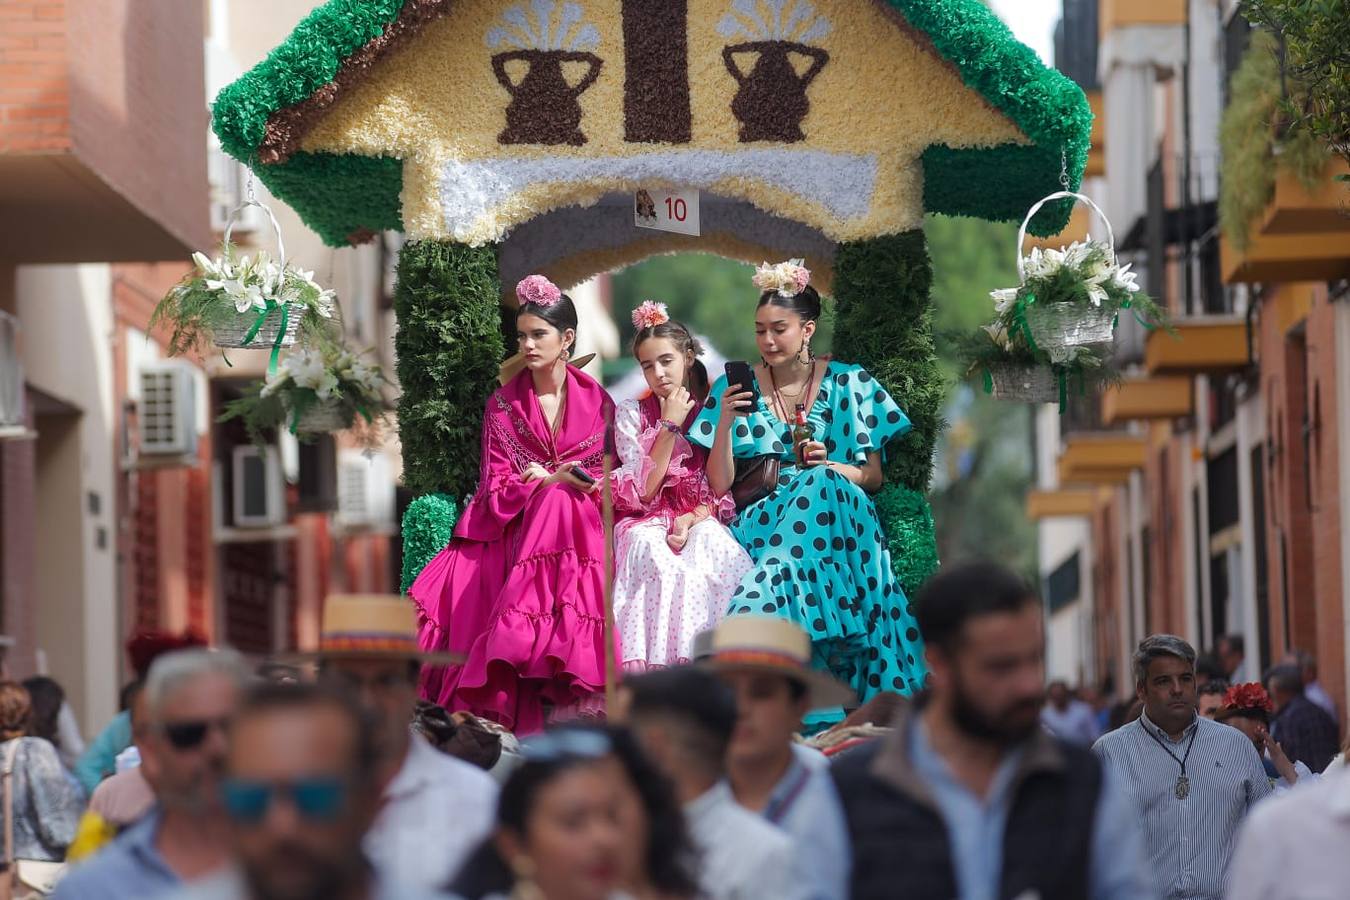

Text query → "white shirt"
[685,781,813,900]
[1039,700,1101,747]
[166,867,446,900]
[364,732,499,892]
[1226,764,1350,899]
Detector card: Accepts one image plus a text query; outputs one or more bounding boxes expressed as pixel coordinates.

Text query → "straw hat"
[498,352,597,386]
[702,616,855,709]
[298,594,463,664]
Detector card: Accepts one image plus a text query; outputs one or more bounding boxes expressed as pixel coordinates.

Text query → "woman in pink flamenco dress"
[611,302,751,672]
[410,275,614,735]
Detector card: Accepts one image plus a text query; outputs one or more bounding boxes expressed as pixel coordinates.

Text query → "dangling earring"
[510,856,545,900]
[561,346,572,363]
[798,340,813,364]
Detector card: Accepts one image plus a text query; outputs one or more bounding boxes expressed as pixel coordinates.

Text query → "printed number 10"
[665,197,688,222]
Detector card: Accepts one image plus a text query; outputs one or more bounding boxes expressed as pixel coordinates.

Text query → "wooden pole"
[601,450,618,712]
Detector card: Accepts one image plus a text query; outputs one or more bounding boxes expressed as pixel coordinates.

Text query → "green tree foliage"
[1243,0,1350,168]
[608,254,834,364]
[924,214,1037,577]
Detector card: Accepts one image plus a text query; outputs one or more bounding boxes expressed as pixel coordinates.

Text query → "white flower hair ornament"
[631,300,670,331]
[752,259,811,298]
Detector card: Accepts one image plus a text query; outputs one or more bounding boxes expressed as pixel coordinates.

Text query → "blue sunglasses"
[222,777,349,825]
[520,729,612,763]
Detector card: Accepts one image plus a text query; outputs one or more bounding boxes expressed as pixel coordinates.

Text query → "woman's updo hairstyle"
[630,301,710,401]
[752,258,821,323]
[515,275,579,347]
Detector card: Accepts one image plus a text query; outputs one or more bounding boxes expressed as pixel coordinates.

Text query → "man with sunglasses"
[309,594,498,892]
[55,648,250,900]
[171,681,447,900]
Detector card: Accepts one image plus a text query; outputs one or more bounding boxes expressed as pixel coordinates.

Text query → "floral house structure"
[213,0,1093,596]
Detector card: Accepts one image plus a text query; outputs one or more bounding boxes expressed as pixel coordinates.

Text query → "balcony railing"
[1121,153,1229,318]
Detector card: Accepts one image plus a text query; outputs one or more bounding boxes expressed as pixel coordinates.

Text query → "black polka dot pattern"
[691,361,926,723]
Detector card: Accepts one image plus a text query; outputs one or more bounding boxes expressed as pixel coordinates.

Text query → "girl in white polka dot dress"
[611,302,752,672]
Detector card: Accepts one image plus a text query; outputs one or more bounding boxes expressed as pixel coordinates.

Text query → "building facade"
[0,0,402,734]
[1033,0,1350,720]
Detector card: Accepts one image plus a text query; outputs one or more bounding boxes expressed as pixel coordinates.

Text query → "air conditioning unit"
[139,363,198,457]
[231,445,285,528]
[336,451,394,528]
[0,312,25,435]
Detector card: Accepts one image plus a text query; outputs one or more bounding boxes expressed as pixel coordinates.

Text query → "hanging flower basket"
[988,191,1166,366]
[986,362,1059,404]
[219,343,390,447]
[151,199,336,365]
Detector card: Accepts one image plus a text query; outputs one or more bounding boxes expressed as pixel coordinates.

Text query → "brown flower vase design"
[723,41,829,143]
[493,49,604,146]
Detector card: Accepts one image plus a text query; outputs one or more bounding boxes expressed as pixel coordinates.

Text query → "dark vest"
[832,712,1102,900]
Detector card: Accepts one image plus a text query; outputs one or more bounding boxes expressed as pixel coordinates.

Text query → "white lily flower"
[315,288,337,318]
[191,252,220,278]
[1112,264,1141,293]
[982,322,1012,350]
[1086,283,1110,307]
[260,363,292,398]
[990,287,1019,315]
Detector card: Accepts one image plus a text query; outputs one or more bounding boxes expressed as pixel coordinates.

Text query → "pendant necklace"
[1143,720,1198,799]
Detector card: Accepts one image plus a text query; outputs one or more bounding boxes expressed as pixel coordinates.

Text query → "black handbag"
[731,454,781,512]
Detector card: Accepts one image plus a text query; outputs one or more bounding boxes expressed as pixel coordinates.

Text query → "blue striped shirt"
[1093,714,1271,900]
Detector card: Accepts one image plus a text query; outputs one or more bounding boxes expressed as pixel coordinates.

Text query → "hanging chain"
[1059,152,1071,190]
[245,171,258,205]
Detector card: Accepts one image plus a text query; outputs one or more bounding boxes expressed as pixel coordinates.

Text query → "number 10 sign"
[634,188,701,237]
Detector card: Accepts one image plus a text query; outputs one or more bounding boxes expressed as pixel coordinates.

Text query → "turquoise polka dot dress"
[690,361,928,726]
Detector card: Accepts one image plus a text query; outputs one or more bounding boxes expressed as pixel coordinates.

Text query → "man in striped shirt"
[1094,635,1271,900]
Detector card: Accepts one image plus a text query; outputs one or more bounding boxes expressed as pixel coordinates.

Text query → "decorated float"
[211,0,1093,608]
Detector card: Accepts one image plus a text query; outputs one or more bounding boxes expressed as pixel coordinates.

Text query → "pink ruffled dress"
[611,395,751,671]
[409,366,615,734]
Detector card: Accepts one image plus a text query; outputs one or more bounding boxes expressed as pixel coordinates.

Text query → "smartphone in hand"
[570,467,597,485]
[723,360,759,407]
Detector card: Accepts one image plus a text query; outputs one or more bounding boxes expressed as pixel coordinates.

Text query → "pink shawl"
[454,365,614,543]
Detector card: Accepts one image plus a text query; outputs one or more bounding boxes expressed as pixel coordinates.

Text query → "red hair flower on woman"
[1222,682,1273,714]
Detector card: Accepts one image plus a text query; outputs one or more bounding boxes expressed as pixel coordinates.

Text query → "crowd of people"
[0,561,1341,899]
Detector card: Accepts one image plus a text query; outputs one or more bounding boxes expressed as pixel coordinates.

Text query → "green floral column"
[832,229,941,596]
[396,240,505,590]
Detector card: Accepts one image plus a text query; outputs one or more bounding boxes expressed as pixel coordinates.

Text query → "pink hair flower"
[516,274,562,307]
[631,300,670,331]
[752,258,811,298]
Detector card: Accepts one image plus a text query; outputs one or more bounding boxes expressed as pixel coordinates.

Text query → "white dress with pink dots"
[611,396,752,672]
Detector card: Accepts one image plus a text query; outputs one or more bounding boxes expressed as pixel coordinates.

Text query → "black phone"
[570,467,597,485]
[723,361,760,409]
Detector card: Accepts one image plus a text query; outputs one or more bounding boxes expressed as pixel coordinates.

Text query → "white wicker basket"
[212,199,300,352]
[1016,191,1121,360]
[213,303,301,350]
[987,363,1059,404]
[293,401,351,435]
[1025,302,1116,363]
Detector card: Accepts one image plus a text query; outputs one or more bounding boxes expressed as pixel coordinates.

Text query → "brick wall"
[0,0,71,154]
[1306,287,1345,720]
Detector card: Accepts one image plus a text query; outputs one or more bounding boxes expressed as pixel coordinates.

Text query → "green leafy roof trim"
[213,0,1090,246]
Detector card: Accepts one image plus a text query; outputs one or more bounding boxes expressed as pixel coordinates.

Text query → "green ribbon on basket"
[982,368,994,396]
[1119,297,1157,331]
[240,300,291,377]
[1011,293,1040,354]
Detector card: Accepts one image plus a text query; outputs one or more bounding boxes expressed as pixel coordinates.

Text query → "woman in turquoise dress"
[688,260,927,724]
